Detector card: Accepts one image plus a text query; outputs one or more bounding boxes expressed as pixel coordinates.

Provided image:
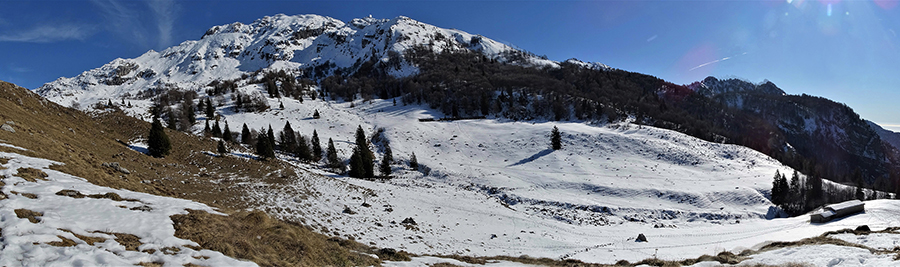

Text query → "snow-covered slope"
[0,144,253,266]
[35,14,559,110]
[173,91,890,264]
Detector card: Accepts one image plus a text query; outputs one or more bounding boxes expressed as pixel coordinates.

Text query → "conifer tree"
[311,130,322,161]
[217,140,228,155]
[380,144,393,177]
[313,109,320,119]
[409,152,418,169]
[256,127,275,160]
[267,125,276,151]
[222,122,233,142]
[204,120,211,136]
[551,126,562,150]
[349,147,364,178]
[772,170,783,206]
[148,118,171,158]
[297,134,311,162]
[205,98,215,118]
[325,138,344,172]
[241,123,251,145]
[166,109,177,130]
[182,100,195,125]
[212,120,222,138]
[352,125,374,178]
[789,171,801,212]
[280,122,298,156]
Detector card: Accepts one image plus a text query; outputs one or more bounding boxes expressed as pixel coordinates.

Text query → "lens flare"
[874,0,898,10]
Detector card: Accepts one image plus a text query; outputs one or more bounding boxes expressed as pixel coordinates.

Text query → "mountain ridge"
[33,13,899,193]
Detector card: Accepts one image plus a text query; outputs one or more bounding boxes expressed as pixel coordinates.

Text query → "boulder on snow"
[855,225,871,232]
[636,233,647,242]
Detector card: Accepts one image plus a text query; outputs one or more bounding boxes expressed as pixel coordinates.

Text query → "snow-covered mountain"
[35,14,557,109]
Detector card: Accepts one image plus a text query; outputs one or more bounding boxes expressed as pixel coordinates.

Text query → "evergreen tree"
[205,98,215,119]
[380,144,393,177]
[166,109,177,130]
[267,125,276,151]
[280,122,298,156]
[789,171,801,212]
[212,120,222,138]
[256,127,275,160]
[204,120,211,136]
[217,140,228,155]
[409,152,418,169]
[241,123,251,145]
[325,138,344,172]
[148,118,171,158]
[222,122,233,142]
[182,100,195,125]
[311,130,322,161]
[349,148,364,178]
[313,109,320,119]
[352,125,374,177]
[551,126,562,150]
[297,134,312,162]
[772,170,783,206]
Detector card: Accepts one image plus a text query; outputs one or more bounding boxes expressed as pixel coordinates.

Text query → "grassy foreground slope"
[0,80,379,266]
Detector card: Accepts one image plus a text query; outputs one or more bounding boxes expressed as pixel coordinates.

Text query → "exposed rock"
[636,233,647,242]
[1,124,14,133]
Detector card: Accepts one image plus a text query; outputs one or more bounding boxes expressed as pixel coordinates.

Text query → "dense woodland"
[137,45,900,211]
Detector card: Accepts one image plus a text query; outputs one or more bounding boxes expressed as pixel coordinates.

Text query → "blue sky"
[1,0,898,131]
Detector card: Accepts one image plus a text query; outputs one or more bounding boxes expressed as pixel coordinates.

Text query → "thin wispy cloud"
[148,0,178,50]
[0,24,93,43]
[90,0,179,50]
[689,52,747,71]
[646,34,657,42]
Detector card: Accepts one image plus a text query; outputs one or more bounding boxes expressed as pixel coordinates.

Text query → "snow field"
[0,148,255,266]
[206,95,898,264]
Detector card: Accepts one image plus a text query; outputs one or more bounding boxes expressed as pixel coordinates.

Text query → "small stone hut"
[810,200,865,223]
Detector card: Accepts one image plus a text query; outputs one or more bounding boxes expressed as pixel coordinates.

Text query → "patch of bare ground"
[14,208,42,223]
[10,191,37,199]
[171,209,380,267]
[15,167,48,182]
[47,236,77,247]
[59,229,107,245]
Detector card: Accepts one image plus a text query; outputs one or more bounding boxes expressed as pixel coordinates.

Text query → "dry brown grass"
[14,208,42,223]
[0,80,377,266]
[47,236,77,247]
[15,167,48,182]
[58,229,106,245]
[171,209,380,267]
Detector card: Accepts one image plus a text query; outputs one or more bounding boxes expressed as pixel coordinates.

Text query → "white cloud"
[90,0,180,50]
[91,0,148,46]
[0,24,93,43]
[148,0,178,50]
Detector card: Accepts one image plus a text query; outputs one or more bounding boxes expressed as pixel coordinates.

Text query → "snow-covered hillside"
[165,91,890,264]
[35,14,559,110]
